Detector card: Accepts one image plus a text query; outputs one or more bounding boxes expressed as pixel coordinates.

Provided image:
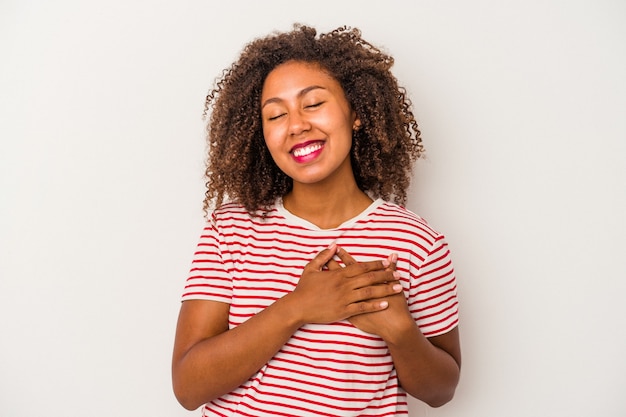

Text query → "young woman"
[172,25,461,416]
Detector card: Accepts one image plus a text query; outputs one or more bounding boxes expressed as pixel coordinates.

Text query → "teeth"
[293,143,323,157]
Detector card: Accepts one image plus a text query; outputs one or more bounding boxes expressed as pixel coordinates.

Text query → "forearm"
[173,295,302,410]
[173,247,399,410]
[386,324,461,407]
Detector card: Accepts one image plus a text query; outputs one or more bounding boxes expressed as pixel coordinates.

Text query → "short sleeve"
[408,235,459,337]
[181,214,233,303]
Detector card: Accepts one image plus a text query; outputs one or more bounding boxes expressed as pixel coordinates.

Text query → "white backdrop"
[1,1,625,416]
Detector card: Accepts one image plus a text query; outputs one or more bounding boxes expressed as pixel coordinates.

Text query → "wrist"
[273,292,305,330]
[382,314,421,346]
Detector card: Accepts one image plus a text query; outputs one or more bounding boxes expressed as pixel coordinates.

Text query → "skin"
[261,61,371,228]
[172,60,461,410]
[334,248,461,407]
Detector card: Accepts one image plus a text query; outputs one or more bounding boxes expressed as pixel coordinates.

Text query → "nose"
[288,110,311,136]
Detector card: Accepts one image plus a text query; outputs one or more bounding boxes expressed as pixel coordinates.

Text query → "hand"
[288,244,401,326]
[330,247,414,340]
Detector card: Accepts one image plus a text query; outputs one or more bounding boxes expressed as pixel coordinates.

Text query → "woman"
[172,24,461,416]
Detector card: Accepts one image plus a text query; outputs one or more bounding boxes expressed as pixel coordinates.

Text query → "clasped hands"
[291,243,412,340]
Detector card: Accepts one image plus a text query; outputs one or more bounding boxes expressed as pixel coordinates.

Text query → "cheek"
[262,121,285,143]
[262,133,282,161]
[262,126,276,147]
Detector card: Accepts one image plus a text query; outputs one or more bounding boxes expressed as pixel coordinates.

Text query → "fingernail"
[327,243,337,251]
[393,284,403,292]
[380,301,389,308]
[382,259,390,267]
[391,253,398,263]
[393,271,400,279]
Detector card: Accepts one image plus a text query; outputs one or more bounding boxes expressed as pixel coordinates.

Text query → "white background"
[1,1,625,416]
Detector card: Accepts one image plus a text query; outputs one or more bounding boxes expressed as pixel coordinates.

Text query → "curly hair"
[202,24,423,216]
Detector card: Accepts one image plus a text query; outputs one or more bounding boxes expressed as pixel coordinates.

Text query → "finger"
[344,270,400,295]
[342,259,389,278]
[351,280,404,302]
[326,259,342,271]
[336,246,357,266]
[386,253,398,271]
[346,299,390,317]
[305,243,339,271]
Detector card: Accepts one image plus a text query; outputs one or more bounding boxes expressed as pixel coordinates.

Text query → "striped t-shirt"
[182,198,459,416]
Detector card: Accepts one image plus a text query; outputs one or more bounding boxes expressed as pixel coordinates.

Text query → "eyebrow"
[261,85,326,109]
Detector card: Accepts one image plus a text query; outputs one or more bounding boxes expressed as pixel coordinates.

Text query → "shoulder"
[211,202,250,219]
[373,200,444,244]
[209,201,282,227]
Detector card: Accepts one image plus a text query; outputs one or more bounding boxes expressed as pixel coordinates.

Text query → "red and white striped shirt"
[183,198,459,416]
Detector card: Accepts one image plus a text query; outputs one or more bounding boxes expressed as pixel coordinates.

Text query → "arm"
[382,300,461,407]
[172,244,402,410]
[172,297,301,410]
[335,247,461,407]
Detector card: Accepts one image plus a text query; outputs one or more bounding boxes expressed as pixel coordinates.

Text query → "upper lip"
[289,140,324,154]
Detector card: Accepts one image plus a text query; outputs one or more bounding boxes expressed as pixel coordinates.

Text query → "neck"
[283,181,373,229]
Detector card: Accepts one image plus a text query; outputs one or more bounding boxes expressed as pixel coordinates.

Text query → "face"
[260,61,360,188]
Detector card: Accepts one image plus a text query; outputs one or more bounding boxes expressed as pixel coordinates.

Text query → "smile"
[291,141,324,158]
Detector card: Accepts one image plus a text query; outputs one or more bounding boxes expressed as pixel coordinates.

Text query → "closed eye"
[305,102,324,109]
[268,113,286,121]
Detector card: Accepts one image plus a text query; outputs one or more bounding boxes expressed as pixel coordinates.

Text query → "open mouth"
[291,141,325,158]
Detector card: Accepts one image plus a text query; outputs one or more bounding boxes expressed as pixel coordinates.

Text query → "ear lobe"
[353,118,362,131]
